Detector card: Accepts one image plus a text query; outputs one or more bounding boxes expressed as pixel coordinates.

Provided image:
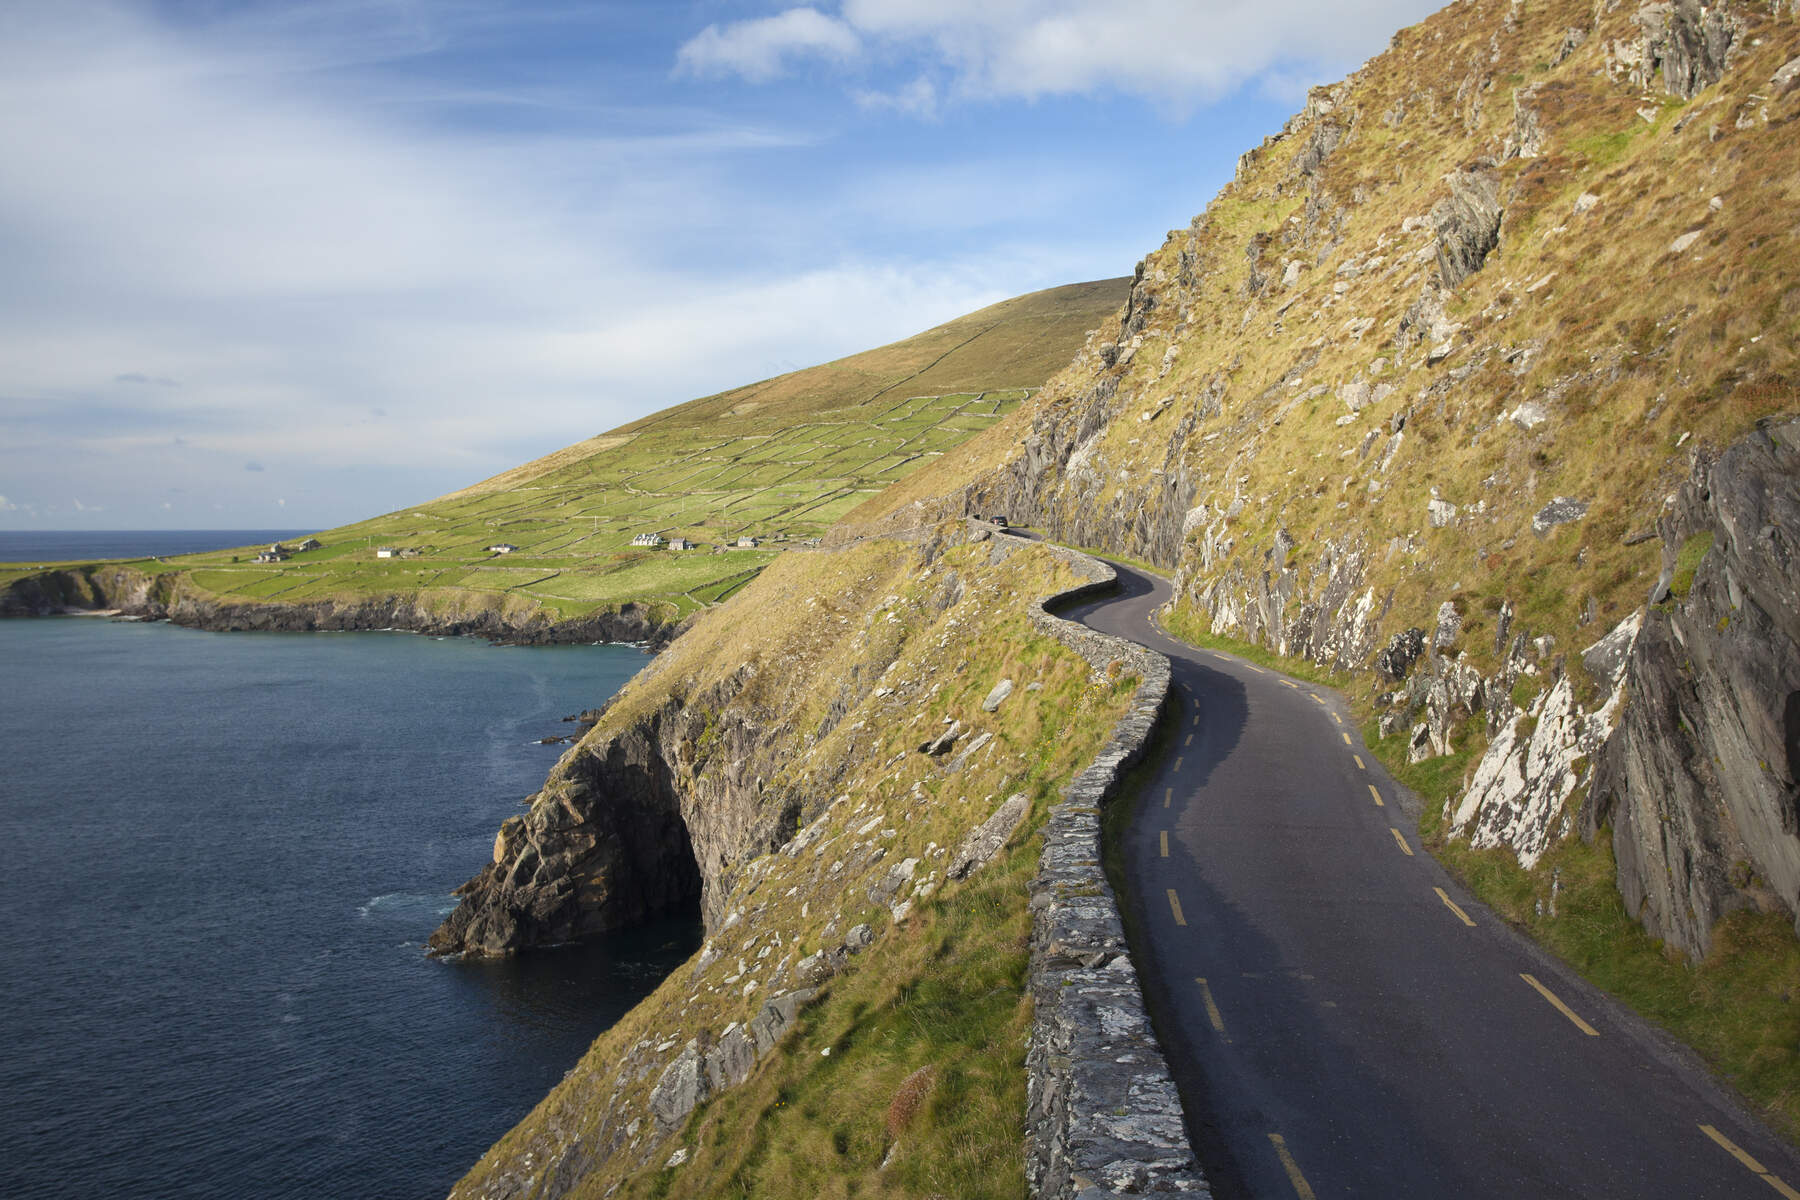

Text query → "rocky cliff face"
[1585,418,1800,955]
[0,567,677,646]
[866,0,1800,958]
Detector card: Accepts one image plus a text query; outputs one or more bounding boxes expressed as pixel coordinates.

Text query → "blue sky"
[0,0,1441,530]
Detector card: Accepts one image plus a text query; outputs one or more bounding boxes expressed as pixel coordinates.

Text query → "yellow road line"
[1185,733,1194,747]
[1160,830,1169,857]
[1164,787,1173,808]
[1191,711,1200,726]
[1247,664,1265,674]
[1167,889,1187,926]
[1434,887,1477,926]
[1281,679,1298,689]
[1368,784,1384,807]
[1520,973,1600,1036]
[1268,1133,1317,1200]
[1340,731,1351,746]
[1353,754,1365,770]
[1196,977,1226,1033]
[1701,1124,1800,1199]
[1389,827,1414,856]
[1332,711,1342,724]
[1310,693,1324,704]
[1175,756,1184,772]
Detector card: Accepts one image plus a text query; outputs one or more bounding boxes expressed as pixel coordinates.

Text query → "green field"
[5,279,1126,624]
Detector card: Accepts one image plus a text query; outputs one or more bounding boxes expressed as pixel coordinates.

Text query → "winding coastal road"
[1059,557,1800,1199]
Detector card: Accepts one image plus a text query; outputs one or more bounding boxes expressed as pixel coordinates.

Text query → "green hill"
[1,278,1126,634]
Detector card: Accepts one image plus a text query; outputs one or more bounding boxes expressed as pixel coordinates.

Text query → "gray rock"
[1585,417,1800,959]
[748,988,817,1057]
[1428,498,1458,528]
[1582,612,1644,690]
[648,1039,711,1132]
[947,730,994,772]
[1433,601,1463,651]
[1775,56,1800,97]
[844,923,873,952]
[1432,167,1503,289]
[982,678,1015,712]
[867,857,920,905]
[919,719,961,756]
[948,793,1030,880]
[1375,628,1427,681]
[705,1024,755,1092]
[1509,401,1548,430]
[794,951,834,987]
[1632,0,1742,99]
[1532,496,1589,535]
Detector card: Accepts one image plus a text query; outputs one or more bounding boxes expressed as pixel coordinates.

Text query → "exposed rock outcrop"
[0,566,679,646]
[1583,418,1800,956]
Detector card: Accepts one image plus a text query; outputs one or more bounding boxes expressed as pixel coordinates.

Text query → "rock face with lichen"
[856,0,1800,959]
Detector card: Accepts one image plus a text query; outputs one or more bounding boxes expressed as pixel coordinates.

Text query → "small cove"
[0,617,698,1200]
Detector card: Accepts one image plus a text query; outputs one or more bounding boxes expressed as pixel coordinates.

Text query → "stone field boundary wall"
[975,522,1211,1198]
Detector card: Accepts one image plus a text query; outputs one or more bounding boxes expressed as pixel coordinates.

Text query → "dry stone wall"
[1002,530,1211,1198]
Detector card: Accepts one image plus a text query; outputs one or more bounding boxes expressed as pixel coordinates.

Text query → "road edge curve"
[1005,524,1211,1198]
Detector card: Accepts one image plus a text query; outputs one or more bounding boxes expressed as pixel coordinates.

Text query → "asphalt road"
[1057,558,1800,1200]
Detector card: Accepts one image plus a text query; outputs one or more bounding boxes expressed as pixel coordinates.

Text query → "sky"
[0,0,1444,530]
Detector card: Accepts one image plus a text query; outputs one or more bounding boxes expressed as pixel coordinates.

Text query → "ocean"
[0,616,697,1200]
[0,529,316,564]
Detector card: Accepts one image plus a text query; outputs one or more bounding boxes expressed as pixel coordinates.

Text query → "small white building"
[735,535,759,549]
[667,537,691,551]
[630,533,665,548]
[487,543,518,554]
[254,546,288,563]
[297,538,322,551]
[375,546,398,559]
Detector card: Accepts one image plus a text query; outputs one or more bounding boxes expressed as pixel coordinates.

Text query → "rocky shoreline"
[0,565,683,648]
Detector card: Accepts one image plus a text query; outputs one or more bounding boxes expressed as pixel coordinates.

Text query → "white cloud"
[676,8,861,82]
[724,0,1445,109]
[853,75,938,118]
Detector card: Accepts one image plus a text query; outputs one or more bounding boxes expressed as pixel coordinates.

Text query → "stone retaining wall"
[997,528,1211,1198]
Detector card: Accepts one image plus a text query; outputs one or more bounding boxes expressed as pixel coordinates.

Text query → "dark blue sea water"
[0,529,314,563]
[0,618,698,1200]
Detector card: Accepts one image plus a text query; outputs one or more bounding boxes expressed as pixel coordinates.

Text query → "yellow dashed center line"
[1167,889,1187,926]
[1388,827,1414,856]
[1160,830,1169,857]
[1246,664,1265,674]
[1332,711,1342,724]
[1196,977,1226,1033]
[1340,731,1352,746]
[1192,711,1200,726]
[1368,784,1384,808]
[1268,1133,1317,1200]
[1434,887,1477,927]
[1521,973,1600,1036]
[1281,679,1298,689]
[1184,733,1194,747]
[1164,787,1174,809]
[1353,754,1365,770]
[1701,1124,1800,1199]
[1310,693,1324,704]
[1175,756,1185,772]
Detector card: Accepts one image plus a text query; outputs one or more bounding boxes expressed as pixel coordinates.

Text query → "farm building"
[630,533,665,548]
[735,535,759,548]
[375,547,398,558]
[667,537,691,551]
[487,543,517,554]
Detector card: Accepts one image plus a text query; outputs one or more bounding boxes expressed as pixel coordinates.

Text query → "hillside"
[0,278,1126,639]
[849,0,1800,1131]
